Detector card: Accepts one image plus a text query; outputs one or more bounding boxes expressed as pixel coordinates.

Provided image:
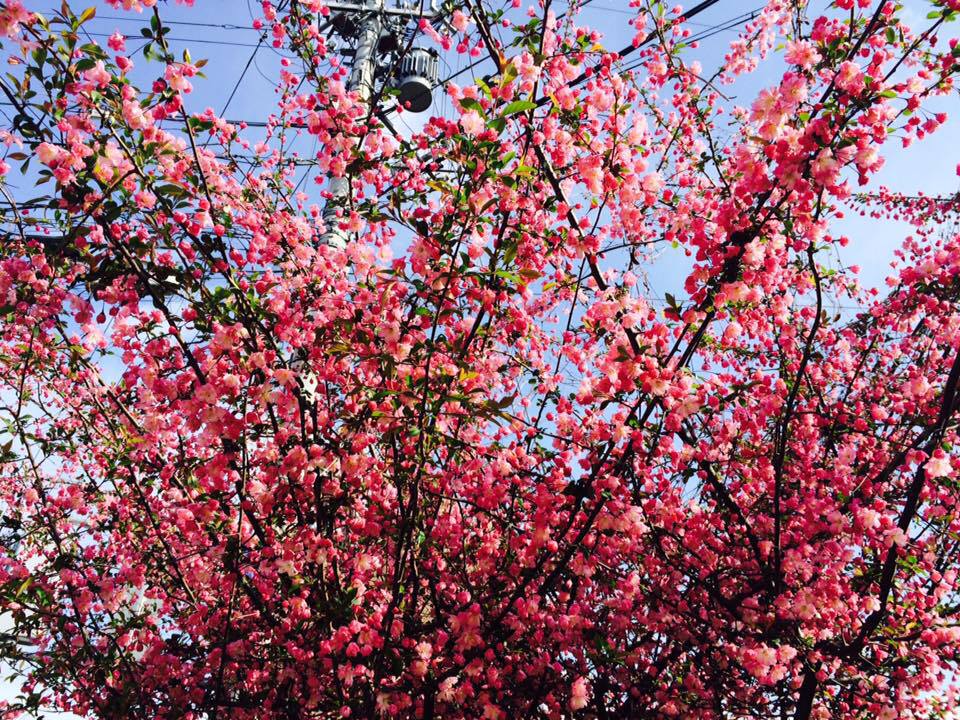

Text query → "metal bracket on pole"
[325,1,441,18]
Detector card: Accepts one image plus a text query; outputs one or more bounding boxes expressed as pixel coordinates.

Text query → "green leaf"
[502,100,536,116]
[475,77,493,99]
[187,117,214,132]
[16,577,32,597]
[459,97,484,114]
[154,183,187,198]
[78,6,96,23]
[664,293,681,313]
[501,240,517,265]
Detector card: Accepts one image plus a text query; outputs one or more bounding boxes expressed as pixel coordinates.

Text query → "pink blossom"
[134,190,157,209]
[82,60,111,89]
[107,31,126,52]
[835,60,865,95]
[0,1,33,39]
[927,451,953,479]
[165,64,195,94]
[451,9,470,33]
[460,109,485,136]
[35,142,62,166]
[784,40,820,69]
[570,677,590,710]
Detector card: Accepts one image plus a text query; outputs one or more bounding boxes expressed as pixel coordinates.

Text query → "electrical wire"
[380,0,600,115]
[533,0,725,106]
[96,14,258,31]
[219,40,265,117]
[557,0,738,28]
[617,7,761,76]
[378,0,727,117]
[84,30,264,49]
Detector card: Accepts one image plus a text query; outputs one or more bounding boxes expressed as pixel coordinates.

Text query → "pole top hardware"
[324,1,441,21]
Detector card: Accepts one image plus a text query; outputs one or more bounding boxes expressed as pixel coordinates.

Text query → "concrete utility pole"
[319,1,442,248]
[320,0,382,249]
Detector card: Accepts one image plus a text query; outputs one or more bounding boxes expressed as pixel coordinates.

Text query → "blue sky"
[2,0,959,715]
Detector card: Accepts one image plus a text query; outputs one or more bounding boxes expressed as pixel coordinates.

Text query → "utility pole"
[319,1,442,248]
[320,0,382,249]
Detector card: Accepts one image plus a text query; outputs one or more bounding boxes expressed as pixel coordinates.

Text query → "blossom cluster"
[0,1,959,718]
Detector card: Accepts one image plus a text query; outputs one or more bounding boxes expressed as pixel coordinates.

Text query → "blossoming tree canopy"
[1,0,960,717]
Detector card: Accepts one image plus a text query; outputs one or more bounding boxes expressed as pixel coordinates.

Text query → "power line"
[391,0,599,110]
[685,8,761,44]
[219,40,266,118]
[95,14,258,31]
[556,1,633,16]
[618,7,761,76]
[557,0,742,29]
[540,0,726,103]
[84,31,265,49]
[377,0,723,121]
[0,5,756,131]
[14,3,745,130]
[0,101,278,127]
